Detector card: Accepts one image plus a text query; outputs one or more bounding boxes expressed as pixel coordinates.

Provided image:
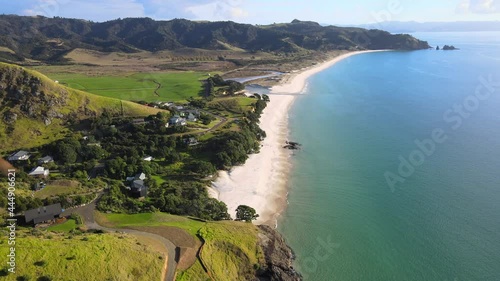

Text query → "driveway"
[62,193,178,281]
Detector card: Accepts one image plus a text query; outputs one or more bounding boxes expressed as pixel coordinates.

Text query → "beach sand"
[210,50,386,225]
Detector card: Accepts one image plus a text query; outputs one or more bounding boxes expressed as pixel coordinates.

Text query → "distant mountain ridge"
[0,15,430,63]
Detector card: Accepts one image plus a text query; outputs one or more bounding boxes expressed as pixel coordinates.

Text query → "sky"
[1,0,499,25]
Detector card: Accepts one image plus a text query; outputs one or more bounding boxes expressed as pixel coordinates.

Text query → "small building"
[142,156,153,161]
[87,142,102,147]
[131,180,148,197]
[185,137,199,146]
[135,172,146,181]
[187,113,197,122]
[125,172,148,197]
[8,150,30,161]
[132,118,148,125]
[167,116,187,127]
[127,172,146,182]
[37,156,53,165]
[32,181,46,191]
[28,166,50,178]
[24,203,62,225]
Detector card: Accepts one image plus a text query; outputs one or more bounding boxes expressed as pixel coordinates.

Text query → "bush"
[34,260,46,267]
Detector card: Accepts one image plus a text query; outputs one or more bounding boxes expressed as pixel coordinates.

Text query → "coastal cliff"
[257,225,302,281]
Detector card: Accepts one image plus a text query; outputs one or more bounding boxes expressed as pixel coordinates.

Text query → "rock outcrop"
[257,225,302,281]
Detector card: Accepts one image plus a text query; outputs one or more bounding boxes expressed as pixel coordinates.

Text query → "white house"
[8,151,31,161]
[28,166,50,178]
[167,116,187,127]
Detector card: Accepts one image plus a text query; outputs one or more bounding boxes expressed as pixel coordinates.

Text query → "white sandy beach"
[210,50,386,225]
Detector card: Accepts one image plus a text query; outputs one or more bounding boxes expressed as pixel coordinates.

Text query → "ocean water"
[278,32,500,281]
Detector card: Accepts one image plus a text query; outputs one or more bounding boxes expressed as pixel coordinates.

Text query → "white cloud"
[456,0,499,14]
[185,0,248,21]
[22,0,145,21]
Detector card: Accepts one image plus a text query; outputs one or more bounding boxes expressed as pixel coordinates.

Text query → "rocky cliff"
[257,225,302,281]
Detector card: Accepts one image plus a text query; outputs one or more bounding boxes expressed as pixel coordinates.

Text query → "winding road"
[62,194,178,281]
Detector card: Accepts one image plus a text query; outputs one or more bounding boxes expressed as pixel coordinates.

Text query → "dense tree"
[188,160,216,177]
[235,205,259,222]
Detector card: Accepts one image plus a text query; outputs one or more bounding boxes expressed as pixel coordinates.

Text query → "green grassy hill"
[0,62,163,153]
[0,230,165,281]
[96,212,265,281]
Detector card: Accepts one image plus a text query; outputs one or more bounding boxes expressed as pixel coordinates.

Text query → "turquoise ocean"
[277,32,500,281]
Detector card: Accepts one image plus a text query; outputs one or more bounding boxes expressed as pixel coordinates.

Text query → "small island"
[437,45,459,50]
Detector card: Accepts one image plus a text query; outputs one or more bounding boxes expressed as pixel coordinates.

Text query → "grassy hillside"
[0,62,163,153]
[96,212,264,281]
[0,230,164,281]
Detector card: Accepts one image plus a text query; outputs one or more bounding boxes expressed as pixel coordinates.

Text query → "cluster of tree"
[0,187,94,213]
[252,93,270,102]
[207,124,264,169]
[199,112,216,125]
[188,97,207,108]
[235,205,259,222]
[206,74,245,95]
[98,180,231,220]
[43,136,108,165]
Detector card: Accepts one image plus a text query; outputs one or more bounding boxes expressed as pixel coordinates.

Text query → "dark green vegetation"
[0,16,430,63]
[0,179,103,215]
[235,205,259,222]
[93,97,267,219]
[0,62,162,152]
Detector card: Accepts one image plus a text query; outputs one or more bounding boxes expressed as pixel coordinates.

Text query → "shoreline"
[211,50,387,225]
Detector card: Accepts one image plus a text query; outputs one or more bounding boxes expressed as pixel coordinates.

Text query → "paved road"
[62,194,178,281]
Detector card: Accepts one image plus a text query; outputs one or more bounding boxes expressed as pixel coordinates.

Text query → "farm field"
[46,72,209,102]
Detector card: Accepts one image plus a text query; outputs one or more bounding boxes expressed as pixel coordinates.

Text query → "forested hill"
[0,15,430,62]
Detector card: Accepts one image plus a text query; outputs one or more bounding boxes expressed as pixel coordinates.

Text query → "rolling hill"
[0,16,430,63]
[0,62,162,152]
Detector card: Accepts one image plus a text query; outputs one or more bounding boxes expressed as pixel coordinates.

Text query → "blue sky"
[1,0,499,24]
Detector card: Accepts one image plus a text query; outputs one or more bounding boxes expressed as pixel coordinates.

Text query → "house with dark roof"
[187,113,198,122]
[132,118,148,125]
[131,180,148,197]
[125,172,148,197]
[8,150,30,161]
[24,203,62,225]
[37,156,54,165]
